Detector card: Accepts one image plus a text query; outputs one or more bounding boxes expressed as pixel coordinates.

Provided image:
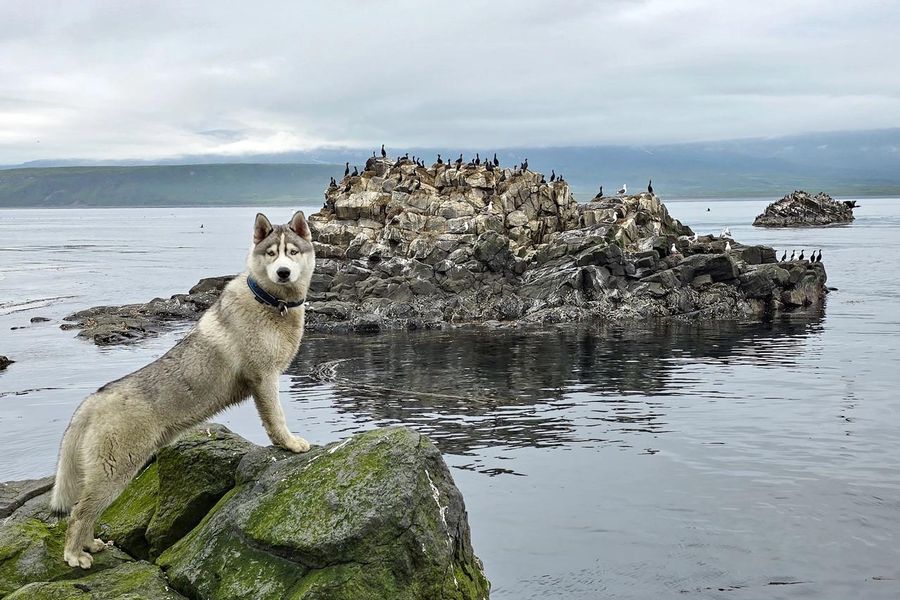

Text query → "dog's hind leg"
[252,376,310,453]
[63,431,152,568]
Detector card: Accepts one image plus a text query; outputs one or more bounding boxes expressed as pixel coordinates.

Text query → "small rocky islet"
[753,190,856,227]
[0,425,490,599]
[62,156,827,345]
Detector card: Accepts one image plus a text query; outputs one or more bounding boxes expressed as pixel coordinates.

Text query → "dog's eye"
[289,249,298,256]
[266,250,276,257]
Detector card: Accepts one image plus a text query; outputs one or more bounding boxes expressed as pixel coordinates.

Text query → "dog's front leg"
[252,376,310,453]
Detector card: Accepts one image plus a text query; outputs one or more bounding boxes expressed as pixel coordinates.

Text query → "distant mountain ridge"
[1,128,899,207]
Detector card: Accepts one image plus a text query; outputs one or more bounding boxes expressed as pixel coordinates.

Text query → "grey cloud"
[1,0,899,163]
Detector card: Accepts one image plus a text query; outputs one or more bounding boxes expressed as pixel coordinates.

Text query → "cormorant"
[456,154,463,168]
[550,170,556,182]
[437,154,443,164]
[475,153,481,165]
[815,250,823,262]
[493,153,499,167]
[780,250,787,262]
[540,175,546,184]
[648,180,653,194]
[523,158,528,171]
[799,250,805,261]
[790,250,796,261]
[381,144,386,158]
[598,186,603,197]
[485,160,494,172]
[344,162,350,177]
[617,184,627,195]
[352,166,359,176]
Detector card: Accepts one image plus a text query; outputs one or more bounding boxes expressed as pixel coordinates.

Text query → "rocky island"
[0,425,489,599]
[753,190,856,227]
[63,158,827,345]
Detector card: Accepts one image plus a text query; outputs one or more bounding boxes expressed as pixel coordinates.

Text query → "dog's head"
[247,211,315,297]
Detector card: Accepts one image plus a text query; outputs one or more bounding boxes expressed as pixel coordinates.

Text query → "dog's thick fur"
[50,211,315,569]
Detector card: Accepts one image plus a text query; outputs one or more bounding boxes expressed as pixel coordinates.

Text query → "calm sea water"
[1,198,900,599]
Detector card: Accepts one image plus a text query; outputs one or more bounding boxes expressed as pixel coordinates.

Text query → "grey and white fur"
[50,211,315,569]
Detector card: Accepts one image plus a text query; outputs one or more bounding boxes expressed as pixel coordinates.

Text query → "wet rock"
[753,190,855,227]
[0,355,12,370]
[29,317,51,323]
[4,561,187,600]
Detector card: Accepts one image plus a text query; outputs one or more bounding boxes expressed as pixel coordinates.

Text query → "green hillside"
[0,163,340,208]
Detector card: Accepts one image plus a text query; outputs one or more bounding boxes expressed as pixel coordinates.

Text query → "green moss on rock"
[98,462,159,559]
[156,427,490,600]
[5,560,187,600]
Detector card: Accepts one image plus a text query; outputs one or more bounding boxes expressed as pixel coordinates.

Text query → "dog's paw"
[85,538,107,553]
[64,549,93,569]
[283,436,310,453]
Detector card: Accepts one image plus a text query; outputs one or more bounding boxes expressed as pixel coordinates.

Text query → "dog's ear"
[253,213,273,244]
[289,211,312,242]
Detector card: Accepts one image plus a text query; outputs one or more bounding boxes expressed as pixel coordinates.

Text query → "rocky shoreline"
[753,190,855,227]
[0,425,490,599]
[62,160,828,345]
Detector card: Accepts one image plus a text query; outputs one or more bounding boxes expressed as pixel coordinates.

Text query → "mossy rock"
[4,560,187,599]
[157,426,490,599]
[97,424,253,560]
[0,495,131,598]
[97,462,159,559]
[145,424,253,558]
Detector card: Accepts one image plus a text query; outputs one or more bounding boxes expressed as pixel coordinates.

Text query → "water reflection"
[286,316,824,458]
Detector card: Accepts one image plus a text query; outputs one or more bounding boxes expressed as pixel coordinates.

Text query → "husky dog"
[50,211,315,569]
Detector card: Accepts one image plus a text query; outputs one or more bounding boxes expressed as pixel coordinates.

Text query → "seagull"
[670,243,677,254]
[799,249,805,261]
[720,227,732,238]
[381,144,386,158]
[648,179,653,194]
[790,250,796,261]
[691,233,698,243]
[780,250,787,262]
[725,241,732,251]
[486,200,493,212]
[617,184,627,195]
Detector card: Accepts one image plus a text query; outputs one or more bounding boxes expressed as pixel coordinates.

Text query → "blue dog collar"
[247,276,305,316]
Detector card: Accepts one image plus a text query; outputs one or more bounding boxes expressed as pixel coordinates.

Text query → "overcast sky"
[1,0,899,164]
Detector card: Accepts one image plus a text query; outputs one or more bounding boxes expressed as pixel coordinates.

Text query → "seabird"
[725,241,732,251]
[550,170,556,182]
[485,160,494,172]
[617,184,627,195]
[437,154,443,164]
[475,153,481,165]
[790,250,796,261]
[381,144,386,158]
[540,175,546,184]
[372,151,376,158]
[780,250,786,262]
[559,174,564,182]
[329,177,337,188]
[692,233,698,242]
[523,158,529,171]
[598,186,603,197]
[493,153,499,167]
[720,227,732,238]
[670,243,677,254]
[648,180,653,194]
[815,249,823,263]
[486,200,493,212]
[799,250,805,261]
[352,166,359,176]
[344,162,350,177]
[456,154,463,168]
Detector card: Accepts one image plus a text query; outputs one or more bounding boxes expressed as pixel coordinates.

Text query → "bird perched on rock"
[648,180,653,194]
[725,241,732,251]
[780,250,787,261]
[381,144,386,158]
[550,170,556,182]
[499,172,507,183]
[456,154,463,168]
[691,233,698,243]
[799,249,805,261]
[436,153,443,165]
[617,184,627,195]
[485,160,494,172]
[558,174,564,182]
[523,158,529,171]
[670,243,677,254]
[485,200,493,213]
[329,177,337,188]
[475,153,481,165]
[815,249,823,262]
[597,185,603,197]
[493,153,499,167]
[344,162,350,177]
[351,166,359,176]
[720,227,732,238]
[540,175,546,184]
[790,250,796,261]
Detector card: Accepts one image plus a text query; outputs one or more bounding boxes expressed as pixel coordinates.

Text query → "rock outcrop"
[62,160,828,344]
[0,356,12,371]
[0,425,489,600]
[753,190,855,227]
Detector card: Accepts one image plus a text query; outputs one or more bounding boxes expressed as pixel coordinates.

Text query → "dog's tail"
[50,418,86,515]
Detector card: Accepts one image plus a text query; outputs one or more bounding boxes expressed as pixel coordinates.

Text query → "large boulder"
[0,425,489,600]
[753,190,855,227]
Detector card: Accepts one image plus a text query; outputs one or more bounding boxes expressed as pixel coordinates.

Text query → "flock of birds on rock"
[781,249,823,263]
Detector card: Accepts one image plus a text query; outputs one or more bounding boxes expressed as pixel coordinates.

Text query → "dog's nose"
[276,267,291,280]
